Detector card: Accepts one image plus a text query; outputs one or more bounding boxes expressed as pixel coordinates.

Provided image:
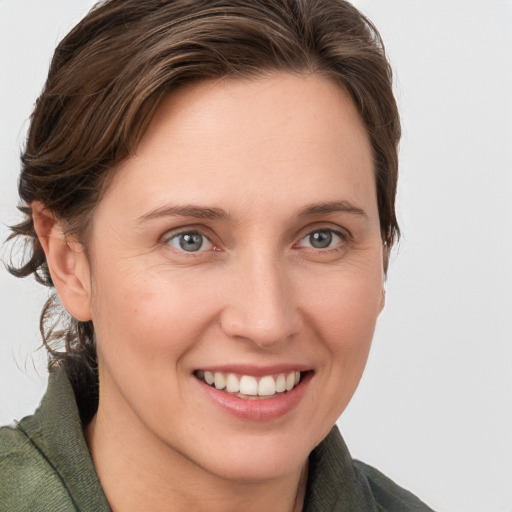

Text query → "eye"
[165,231,214,252]
[296,229,345,250]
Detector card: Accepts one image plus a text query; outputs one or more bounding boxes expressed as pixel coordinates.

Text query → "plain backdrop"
[1,1,511,511]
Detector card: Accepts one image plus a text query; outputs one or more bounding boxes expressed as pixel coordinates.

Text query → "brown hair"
[7,0,400,398]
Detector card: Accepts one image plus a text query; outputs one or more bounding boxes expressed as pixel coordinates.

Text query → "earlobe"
[380,287,386,313]
[382,241,391,275]
[32,202,92,322]
[380,243,389,313]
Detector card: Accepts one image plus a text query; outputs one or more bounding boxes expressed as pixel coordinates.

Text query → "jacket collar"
[304,426,378,511]
[18,366,110,511]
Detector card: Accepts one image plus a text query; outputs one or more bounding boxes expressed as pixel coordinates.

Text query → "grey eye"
[308,230,333,248]
[167,232,213,252]
[297,229,344,250]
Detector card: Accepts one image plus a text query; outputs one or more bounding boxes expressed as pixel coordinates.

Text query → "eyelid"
[296,222,351,240]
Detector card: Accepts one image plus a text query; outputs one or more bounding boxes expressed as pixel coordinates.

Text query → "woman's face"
[83,73,385,481]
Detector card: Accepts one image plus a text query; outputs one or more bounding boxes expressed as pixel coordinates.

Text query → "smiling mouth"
[194,370,306,399]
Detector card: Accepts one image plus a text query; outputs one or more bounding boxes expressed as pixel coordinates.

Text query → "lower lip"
[196,372,312,421]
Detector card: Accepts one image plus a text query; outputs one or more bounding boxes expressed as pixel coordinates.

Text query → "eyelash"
[162,227,349,255]
[163,230,216,253]
[295,228,348,252]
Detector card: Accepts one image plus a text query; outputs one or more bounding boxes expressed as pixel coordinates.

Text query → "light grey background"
[1,1,511,511]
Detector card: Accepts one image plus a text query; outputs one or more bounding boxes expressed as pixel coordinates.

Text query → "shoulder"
[353,460,435,512]
[0,420,75,512]
[0,367,109,512]
[305,427,436,512]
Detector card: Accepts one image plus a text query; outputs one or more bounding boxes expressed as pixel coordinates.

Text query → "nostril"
[219,310,301,348]
[218,270,301,347]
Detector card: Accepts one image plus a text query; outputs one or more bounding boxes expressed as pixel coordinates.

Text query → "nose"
[219,252,302,348]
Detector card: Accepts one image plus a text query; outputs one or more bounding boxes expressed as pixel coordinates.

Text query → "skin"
[34,73,386,512]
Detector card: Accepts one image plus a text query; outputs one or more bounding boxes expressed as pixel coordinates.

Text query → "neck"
[85,398,308,512]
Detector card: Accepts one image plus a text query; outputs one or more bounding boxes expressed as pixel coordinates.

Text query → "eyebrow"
[298,200,368,219]
[137,204,233,223]
[137,200,367,224]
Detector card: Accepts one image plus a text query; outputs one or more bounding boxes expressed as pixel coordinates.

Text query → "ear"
[379,286,386,313]
[32,202,92,321]
[382,241,391,275]
[380,242,390,313]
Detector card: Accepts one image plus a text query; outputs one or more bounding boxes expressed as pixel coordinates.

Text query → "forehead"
[100,72,377,223]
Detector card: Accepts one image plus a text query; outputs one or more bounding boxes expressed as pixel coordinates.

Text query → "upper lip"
[194,364,312,377]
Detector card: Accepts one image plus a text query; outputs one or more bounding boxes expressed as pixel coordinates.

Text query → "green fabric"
[1,368,109,511]
[305,429,435,511]
[1,368,435,511]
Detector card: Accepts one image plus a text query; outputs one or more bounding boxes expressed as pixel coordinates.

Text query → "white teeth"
[199,370,304,397]
[226,373,240,393]
[239,375,258,395]
[285,372,295,391]
[275,374,286,393]
[258,375,276,396]
[214,372,226,390]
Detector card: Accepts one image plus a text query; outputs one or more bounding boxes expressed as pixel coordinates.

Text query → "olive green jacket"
[1,368,434,511]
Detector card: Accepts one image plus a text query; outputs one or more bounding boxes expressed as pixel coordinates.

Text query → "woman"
[1,0,434,510]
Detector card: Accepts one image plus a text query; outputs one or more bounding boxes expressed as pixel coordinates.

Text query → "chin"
[191,430,315,482]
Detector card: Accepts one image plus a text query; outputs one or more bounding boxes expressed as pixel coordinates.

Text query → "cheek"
[302,262,383,349]
[302,263,382,393]
[321,282,381,410]
[89,263,221,360]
